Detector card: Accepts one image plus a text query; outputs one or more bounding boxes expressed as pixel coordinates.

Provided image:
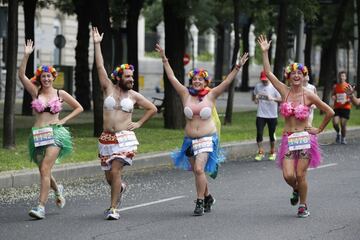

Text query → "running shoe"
[341,137,347,145]
[193,199,204,216]
[268,153,276,161]
[104,207,120,220]
[55,184,66,209]
[297,204,310,218]
[255,152,265,161]
[290,190,299,206]
[204,194,216,213]
[335,134,341,144]
[29,205,45,219]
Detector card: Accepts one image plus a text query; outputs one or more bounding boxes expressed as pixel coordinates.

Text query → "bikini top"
[279,89,310,121]
[31,89,62,114]
[184,96,212,120]
[104,95,134,113]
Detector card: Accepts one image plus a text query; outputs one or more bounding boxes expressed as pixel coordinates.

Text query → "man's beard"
[118,80,132,91]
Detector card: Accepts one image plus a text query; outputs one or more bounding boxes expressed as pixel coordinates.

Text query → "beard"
[118,80,133,91]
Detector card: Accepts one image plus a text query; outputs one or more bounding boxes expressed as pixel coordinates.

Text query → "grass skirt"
[28,125,73,165]
[276,133,322,169]
[171,133,225,179]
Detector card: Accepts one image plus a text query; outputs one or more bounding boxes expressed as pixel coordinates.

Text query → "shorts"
[334,108,350,120]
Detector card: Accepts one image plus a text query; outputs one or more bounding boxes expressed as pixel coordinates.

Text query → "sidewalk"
[1,126,359,189]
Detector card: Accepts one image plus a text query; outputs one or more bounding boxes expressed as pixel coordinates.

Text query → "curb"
[1,127,359,189]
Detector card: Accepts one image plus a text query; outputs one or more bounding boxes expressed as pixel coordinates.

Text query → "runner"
[258,35,334,218]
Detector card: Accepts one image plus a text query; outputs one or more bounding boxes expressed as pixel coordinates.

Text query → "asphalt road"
[1,138,360,240]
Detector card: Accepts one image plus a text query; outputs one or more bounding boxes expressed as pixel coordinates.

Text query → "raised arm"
[155,44,187,98]
[18,39,38,97]
[210,52,249,99]
[92,27,111,91]
[345,84,360,106]
[257,35,287,97]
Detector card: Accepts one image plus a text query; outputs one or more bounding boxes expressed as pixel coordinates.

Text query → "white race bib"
[32,127,55,147]
[258,94,269,101]
[115,131,139,150]
[336,93,347,104]
[288,131,311,151]
[192,136,213,155]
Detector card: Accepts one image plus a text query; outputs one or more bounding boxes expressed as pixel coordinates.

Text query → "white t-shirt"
[304,83,317,121]
[253,82,281,118]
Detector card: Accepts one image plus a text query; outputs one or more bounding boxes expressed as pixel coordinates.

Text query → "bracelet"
[235,64,241,70]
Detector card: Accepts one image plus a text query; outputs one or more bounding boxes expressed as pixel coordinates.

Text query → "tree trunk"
[3,0,18,148]
[304,22,313,83]
[214,23,225,86]
[21,0,37,116]
[91,0,112,136]
[357,0,360,99]
[74,0,91,111]
[224,0,241,125]
[273,1,288,80]
[320,0,349,105]
[126,0,144,92]
[113,27,124,65]
[240,17,251,92]
[162,0,187,129]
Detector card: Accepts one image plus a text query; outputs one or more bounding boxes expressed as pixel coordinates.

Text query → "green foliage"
[197,51,213,61]
[144,50,161,58]
[143,0,163,32]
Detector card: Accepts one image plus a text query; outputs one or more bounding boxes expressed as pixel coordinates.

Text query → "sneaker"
[204,194,216,213]
[341,137,347,145]
[297,204,310,218]
[268,153,276,161]
[335,134,341,144]
[117,182,127,208]
[255,152,265,161]
[193,199,204,216]
[290,191,299,206]
[55,184,66,209]
[29,205,45,219]
[104,207,120,220]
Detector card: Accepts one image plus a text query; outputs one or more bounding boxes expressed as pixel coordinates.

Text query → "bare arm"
[18,39,38,97]
[127,92,157,130]
[257,35,288,97]
[345,85,360,106]
[210,52,249,99]
[57,90,84,125]
[155,44,187,98]
[92,27,111,91]
[306,93,334,134]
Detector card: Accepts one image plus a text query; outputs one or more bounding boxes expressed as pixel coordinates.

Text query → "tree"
[21,0,37,116]
[318,0,350,105]
[224,0,241,125]
[357,0,360,98]
[162,0,188,129]
[3,0,18,148]
[73,0,92,111]
[91,0,113,136]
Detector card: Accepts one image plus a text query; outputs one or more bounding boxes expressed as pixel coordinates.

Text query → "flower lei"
[111,63,135,80]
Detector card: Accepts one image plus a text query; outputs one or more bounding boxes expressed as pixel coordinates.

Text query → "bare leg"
[340,118,348,138]
[107,160,124,209]
[270,141,275,154]
[296,158,310,205]
[38,146,60,206]
[333,116,340,134]
[282,158,297,190]
[190,153,208,199]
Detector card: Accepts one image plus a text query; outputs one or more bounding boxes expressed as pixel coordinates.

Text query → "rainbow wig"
[284,63,308,79]
[111,64,135,81]
[188,68,210,82]
[30,65,57,85]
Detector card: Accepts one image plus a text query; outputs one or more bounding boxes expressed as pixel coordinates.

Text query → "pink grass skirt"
[276,133,322,169]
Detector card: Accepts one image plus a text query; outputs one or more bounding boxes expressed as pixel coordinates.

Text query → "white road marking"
[119,195,186,212]
[309,163,338,171]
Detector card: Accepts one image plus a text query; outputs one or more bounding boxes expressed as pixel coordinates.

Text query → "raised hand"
[24,39,35,55]
[155,43,166,59]
[345,84,355,96]
[92,27,104,44]
[257,34,271,52]
[238,52,249,67]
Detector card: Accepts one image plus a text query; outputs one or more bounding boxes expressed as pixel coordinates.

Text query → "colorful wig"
[188,68,210,83]
[284,63,308,79]
[30,65,57,85]
[111,64,135,81]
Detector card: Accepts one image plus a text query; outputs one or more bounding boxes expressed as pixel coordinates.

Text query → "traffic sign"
[183,53,190,66]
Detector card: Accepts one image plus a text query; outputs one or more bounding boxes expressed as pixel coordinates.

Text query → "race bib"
[288,131,311,151]
[115,131,139,150]
[192,136,213,155]
[336,93,347,104]
[258,94,269,101]
[32,126,55,147]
